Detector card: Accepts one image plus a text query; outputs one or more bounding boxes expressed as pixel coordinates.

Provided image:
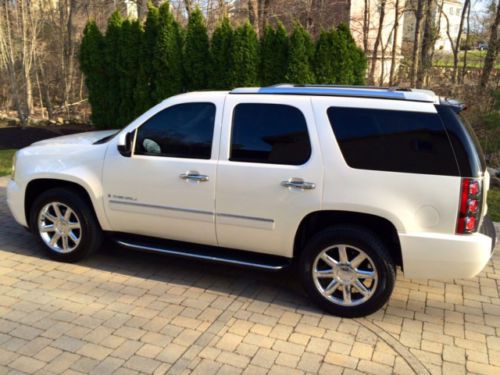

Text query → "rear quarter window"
[327,107,460,176]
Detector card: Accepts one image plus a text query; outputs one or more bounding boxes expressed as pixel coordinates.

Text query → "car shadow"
[0,183,319,315]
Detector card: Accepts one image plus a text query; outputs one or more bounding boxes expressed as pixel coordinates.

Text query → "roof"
[230,84,439,103]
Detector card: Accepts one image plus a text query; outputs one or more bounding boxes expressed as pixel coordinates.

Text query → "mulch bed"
[0,125,94,149]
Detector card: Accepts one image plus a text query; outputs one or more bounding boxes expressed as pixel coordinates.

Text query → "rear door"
[215,95,323,257]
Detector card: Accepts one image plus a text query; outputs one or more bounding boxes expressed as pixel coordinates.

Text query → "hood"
[32,130,118,146]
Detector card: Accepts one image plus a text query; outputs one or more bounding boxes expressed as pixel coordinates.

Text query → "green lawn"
[0,149,16,177]
[488,188,500,222]
[433,50,500,69]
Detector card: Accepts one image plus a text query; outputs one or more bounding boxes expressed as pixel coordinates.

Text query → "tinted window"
[436,105,486,177]
[327,107,460,176]
[135,103,215,159]
[230,104,311,165]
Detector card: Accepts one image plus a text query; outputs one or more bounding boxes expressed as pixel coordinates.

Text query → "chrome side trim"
[109,200,274,224]
[116,240,286,270]
[216,213,274,223]
[108,200,213,216]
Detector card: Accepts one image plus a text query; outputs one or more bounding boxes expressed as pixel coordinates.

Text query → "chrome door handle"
[281,178,316,190]
[179,171,209,182]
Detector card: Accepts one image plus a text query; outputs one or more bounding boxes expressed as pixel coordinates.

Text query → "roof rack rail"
[268,83,412,92]
[230,85,438,103]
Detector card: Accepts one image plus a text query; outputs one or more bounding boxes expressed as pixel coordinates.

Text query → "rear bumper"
[6,179,27,228]
[400,232,494,279]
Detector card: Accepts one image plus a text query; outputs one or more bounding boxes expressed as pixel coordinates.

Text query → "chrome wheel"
[312,244,378,306]
[37,202,81,254]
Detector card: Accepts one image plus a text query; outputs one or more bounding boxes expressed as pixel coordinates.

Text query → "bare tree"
[410,0,425,86]
[416,0,437,88]
[480,0,500,87]
[363,0,370,52]
[369,0,387,85]
[248,0,259,35]
[389,0,401,86]
[460,0,471,84]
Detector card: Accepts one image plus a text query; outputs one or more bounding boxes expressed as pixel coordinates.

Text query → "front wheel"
[29,188,103,262]
[299,225,396,317]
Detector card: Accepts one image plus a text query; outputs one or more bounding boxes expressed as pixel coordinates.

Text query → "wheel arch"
[24,178,105,230]
[293,210,403,268]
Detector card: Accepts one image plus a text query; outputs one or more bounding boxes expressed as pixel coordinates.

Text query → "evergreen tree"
[134,4,160,114]
[118,19,143,126]
[210,18,233,89]
[285,23,315,84]
[184,7,210,90]
[230,21,259,87]
[260,22,288,86]
[80,21,107,129]
[338,23,367,85]
[153,1,184,102]
[331,24,352,84]
[314,29,336,84]
[104,11,123,128]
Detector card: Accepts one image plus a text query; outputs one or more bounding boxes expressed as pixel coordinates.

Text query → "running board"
[113,234,291,271]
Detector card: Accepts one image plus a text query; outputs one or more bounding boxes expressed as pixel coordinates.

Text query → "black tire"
[29,188,103,262]
[299,225,396,318]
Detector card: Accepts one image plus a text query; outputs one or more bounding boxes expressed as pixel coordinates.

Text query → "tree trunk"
[260,0,271,31]
[369,0,386,85]
[410,0,425,86]
[451,0,469,83]
[480,0,500,88]
[389,0,401,86]
[363,0,370,52]
[416,0,436,88]
[248,0,260,36]
[460,2,471,84]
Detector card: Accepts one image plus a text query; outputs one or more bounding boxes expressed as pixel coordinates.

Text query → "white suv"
[6,85,496,317]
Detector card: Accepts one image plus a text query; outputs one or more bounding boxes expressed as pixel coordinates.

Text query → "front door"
[102,97,223,246]
[215,95,323,257]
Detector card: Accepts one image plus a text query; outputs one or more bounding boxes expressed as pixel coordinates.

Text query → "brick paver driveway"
[0,177,499,375]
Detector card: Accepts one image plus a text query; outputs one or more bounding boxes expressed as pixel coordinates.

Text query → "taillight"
[456,178,482,234]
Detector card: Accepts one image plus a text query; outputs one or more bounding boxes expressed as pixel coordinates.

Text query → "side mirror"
[117,130,134,157]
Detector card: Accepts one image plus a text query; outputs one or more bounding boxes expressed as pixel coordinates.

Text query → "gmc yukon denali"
[7,85,496,317]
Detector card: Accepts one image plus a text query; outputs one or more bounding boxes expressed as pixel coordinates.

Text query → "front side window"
[230,103,311,165]
[135,102,216,159]
[327,107,460,176]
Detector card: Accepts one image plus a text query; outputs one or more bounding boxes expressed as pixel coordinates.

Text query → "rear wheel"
[299,225,395,317]
[29,188,103,262]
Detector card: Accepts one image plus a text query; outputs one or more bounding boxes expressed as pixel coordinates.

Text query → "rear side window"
[230,104,311,165]
[135,102,215,159]
[327,107,459,176]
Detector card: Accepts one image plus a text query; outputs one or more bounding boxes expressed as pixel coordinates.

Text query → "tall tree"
[79,21,107,128]
[210,17,233,89]
[260,22,288,85]
[153,1,184,102]
[184,7,210,90]
[103,11,123,128]
[410,0,425,86]
[452,0,470,83]
[231,21,259,86]
[314,29,336,84]
[480,0,500,88]
[369,0,386,85]
[285,23,315,83]
[118,20,143,127]
[389,0,401,86]
[135,4,160,114]
[248,0,260,36]
[416,0,437,88]
[337,23,358,84]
